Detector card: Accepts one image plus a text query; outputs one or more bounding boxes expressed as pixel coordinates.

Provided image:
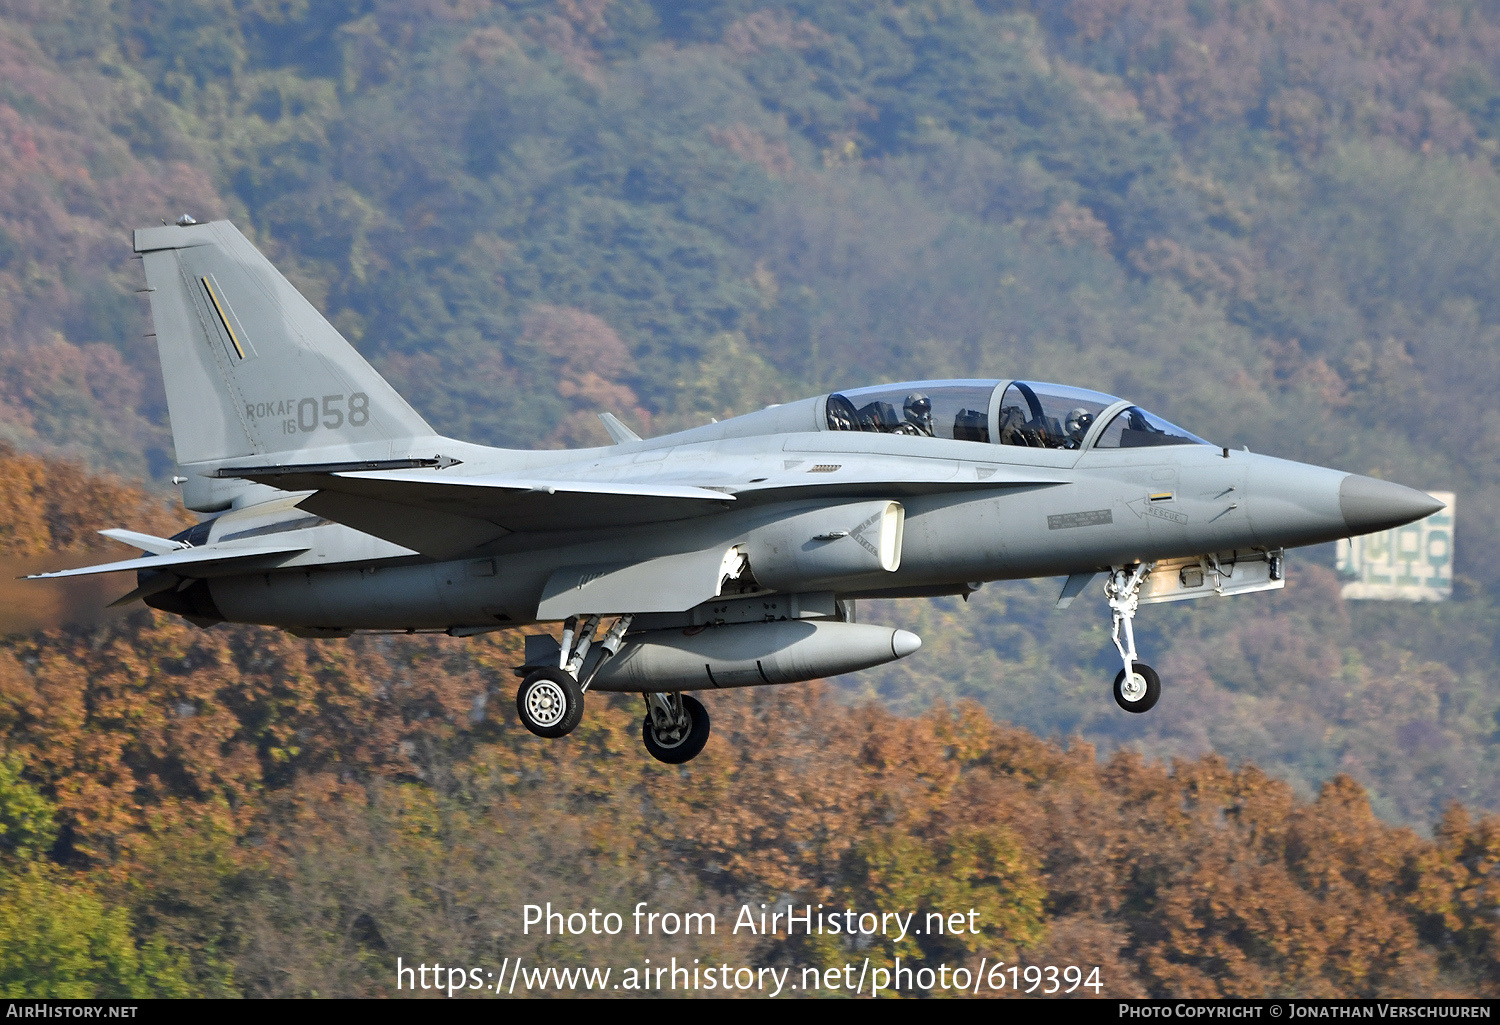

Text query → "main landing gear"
[516,667,584,737]
[513,614,714,764]
[1105,564,1161,714]
[641,692,711,764]
[515,614,630,738]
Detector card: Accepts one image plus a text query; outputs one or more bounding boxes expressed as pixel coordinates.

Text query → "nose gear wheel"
[1113,663,1160,713]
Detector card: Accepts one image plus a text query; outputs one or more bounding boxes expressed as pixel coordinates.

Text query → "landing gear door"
[1137,549,1285,605]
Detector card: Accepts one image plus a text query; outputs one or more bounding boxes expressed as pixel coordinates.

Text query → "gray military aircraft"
[31,219,1443,763]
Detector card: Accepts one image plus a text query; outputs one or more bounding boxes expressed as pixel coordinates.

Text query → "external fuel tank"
[586,619,921,692]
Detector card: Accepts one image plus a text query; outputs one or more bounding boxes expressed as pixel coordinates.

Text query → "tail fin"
[135,220,433,478]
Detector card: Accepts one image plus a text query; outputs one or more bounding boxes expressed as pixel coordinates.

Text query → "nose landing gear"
[1106,564,1161,713]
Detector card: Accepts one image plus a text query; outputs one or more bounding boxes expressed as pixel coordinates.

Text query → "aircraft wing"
[214,466,736,556]
[246,469,732,527]
[218,460,1064,558]
[626,453,1065,503]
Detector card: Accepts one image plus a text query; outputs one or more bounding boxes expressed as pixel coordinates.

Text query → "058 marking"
[246,392,369,434]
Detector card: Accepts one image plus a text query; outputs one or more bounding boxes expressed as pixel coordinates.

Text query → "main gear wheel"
[516,667,584,738]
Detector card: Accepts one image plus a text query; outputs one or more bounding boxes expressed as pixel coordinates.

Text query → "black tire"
[1113,663,1161,714]
[642,694,711,764]
[516,668,584,738]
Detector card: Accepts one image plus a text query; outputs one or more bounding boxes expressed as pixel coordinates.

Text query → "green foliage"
[851,565,1500,827]
[834,824,1046,964]
[5,0,1498,570]
[0,755,55,861]
[0,762,195,998]
[0,863,192,998]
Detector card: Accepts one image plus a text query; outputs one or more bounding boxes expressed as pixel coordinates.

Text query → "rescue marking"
[1145,505,1188,524]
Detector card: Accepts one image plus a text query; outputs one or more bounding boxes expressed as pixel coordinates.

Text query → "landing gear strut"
[515,614,633,738]
[1105,564,1161,714]
[641,692,711,764]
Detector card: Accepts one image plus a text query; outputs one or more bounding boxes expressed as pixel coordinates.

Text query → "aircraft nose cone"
[891,630,922,659]
[1339,475,1445,536]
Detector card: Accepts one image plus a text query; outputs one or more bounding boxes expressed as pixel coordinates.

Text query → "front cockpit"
[823,380,1210,451]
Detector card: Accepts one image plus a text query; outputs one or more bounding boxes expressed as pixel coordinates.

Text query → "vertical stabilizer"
[135,221,433,477]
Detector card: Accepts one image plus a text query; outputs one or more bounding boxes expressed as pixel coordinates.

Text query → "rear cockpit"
[825,380,996,442]
[822,380,1211,450]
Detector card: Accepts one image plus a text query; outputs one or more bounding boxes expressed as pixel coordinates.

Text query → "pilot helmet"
[1065,407,1095,439]
[904,392,933,429]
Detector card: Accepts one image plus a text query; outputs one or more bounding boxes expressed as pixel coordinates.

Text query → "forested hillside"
[1,1,1499,995]
[2,452,1497,997]
[0,0,1492,825]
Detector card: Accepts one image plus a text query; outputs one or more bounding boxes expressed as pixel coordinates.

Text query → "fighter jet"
[30,220,1443,763]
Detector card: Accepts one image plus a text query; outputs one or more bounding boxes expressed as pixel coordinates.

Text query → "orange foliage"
[0,444,188,556]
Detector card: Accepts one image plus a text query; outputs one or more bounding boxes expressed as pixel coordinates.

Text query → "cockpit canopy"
[823,380,1210,450]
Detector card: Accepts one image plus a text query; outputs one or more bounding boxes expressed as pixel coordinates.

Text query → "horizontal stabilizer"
[27,543,309,580]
